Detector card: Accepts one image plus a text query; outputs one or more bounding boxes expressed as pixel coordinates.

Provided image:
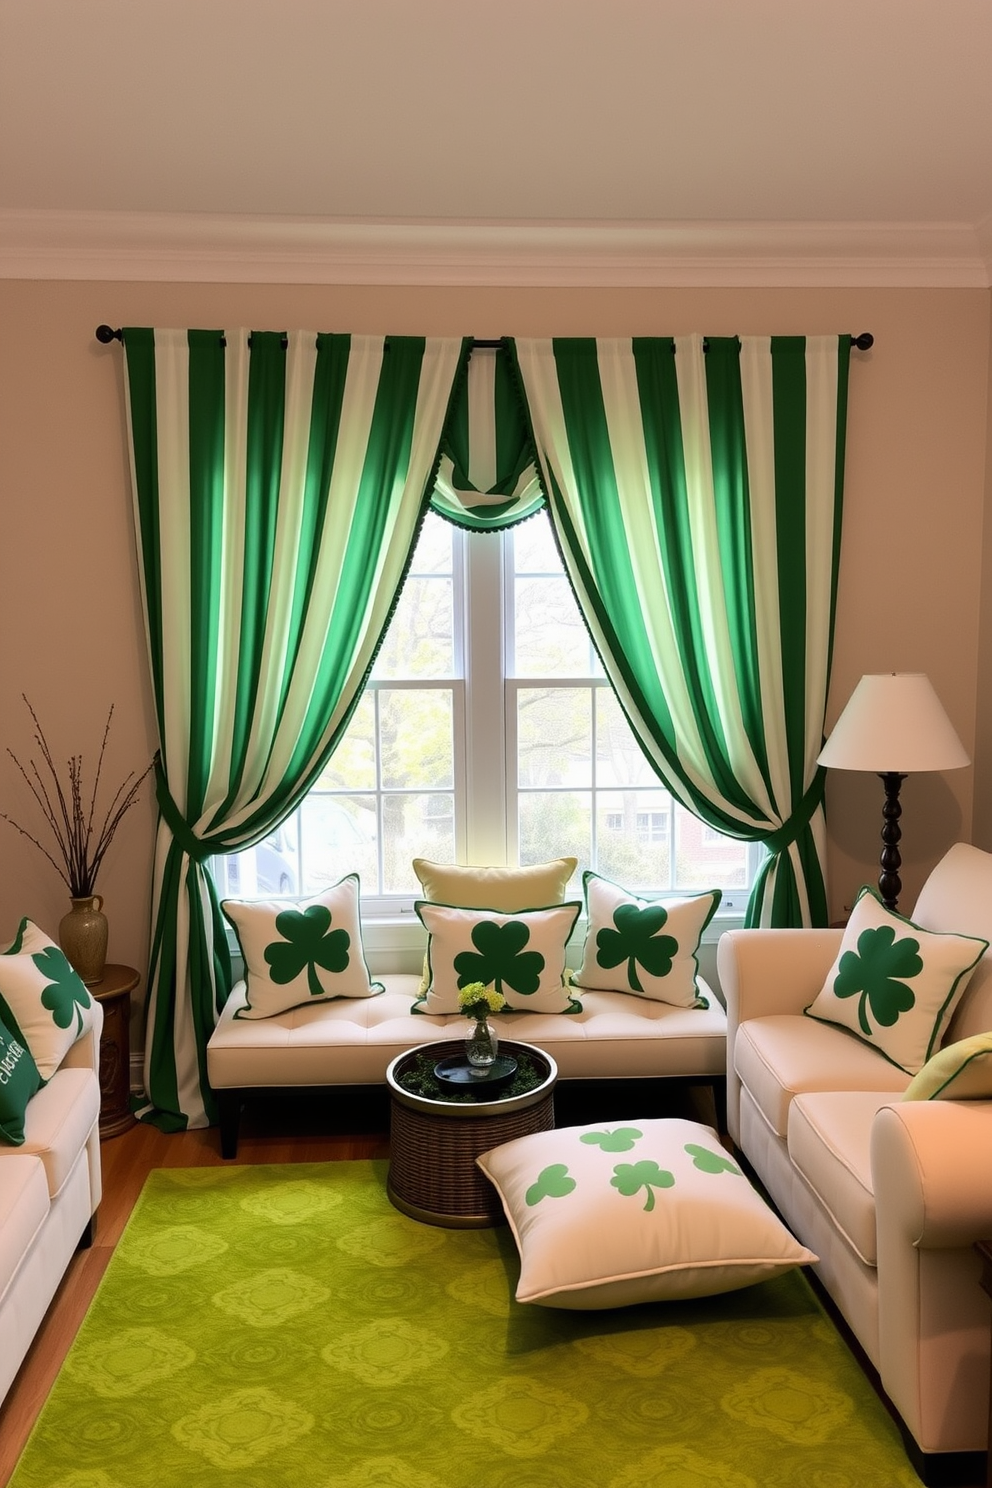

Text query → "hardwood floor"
[0,1095,391,1486]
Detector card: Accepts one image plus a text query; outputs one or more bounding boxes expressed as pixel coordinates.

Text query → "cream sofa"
[207,971,727,1158]
[718,842,992,1487]
[0,1002,103,1405]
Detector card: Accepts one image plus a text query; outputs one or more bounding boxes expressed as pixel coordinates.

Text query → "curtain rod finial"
[95,325,121,344]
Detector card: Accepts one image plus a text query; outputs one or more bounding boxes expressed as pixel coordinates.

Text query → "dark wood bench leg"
[711,1076,728,1136]
[217,1090,243,1159]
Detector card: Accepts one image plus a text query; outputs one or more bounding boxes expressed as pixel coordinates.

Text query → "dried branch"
[0,698,153,898]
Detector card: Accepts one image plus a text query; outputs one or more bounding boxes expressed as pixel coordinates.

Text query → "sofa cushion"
[0,920,97,1080]
[902,1031,992,1101]
[0,1156,50,1299]
[0,1012,43,1145]
[735,1015,908,1139]
[787,1091,898,1267]
[17,1068,101,1200]
[207,974,727,1088]
[222,875,382,1019]
[572,873,719,1007]
[804,887,987,1074]
[477,1117,816,1308]
[414,901,582,1015]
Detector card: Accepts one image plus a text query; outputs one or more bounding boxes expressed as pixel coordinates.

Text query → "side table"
[385,1039,557,1228]
[90,964,140,1139]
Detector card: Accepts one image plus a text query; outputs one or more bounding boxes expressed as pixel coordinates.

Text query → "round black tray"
[433,1053,518,1094]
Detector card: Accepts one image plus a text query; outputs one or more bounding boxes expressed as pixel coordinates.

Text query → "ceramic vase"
[58,894,108,986]
[466,1016,498,1074]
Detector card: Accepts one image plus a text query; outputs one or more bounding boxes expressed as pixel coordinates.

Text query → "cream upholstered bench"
[207,859,728,1157]
[206,972,727,1157]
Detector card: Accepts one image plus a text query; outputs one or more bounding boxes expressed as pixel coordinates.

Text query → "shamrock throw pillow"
[804,886,988,1074]
[0,918,97,1080]
[572,873,720,1007]
[414,900,582,1015]
[222,874,382,1019]
[0,1009,43,1144]
[476,1117,816,1308]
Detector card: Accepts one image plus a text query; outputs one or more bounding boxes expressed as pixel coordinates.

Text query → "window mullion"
[463,530,507,864]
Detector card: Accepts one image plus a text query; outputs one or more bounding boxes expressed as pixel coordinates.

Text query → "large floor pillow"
[477,1117,816,1309]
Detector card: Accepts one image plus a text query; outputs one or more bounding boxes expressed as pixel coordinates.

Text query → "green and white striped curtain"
[122,329,468,1129]
[512,336,851,928]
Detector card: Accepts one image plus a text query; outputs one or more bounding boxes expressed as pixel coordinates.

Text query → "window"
[214,510,758,907]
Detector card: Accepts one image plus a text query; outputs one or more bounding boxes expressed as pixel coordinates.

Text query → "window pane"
[300,794,377,892]
[216,819,301,900]
[373,513,453,679]
[596,789,672,888]
[317,692,376,791]
[382,793,455,893]
[514,576,597,677]
[513,515,562,574]
[373,575,453,678]
[379,689,453,789]
[595,688,656,787]
[410,512,454,574]
[518,791,589,881]
[517,688,592,788]
[675,806,748,890]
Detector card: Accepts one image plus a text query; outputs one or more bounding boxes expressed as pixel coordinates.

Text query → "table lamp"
[817,673,969,912]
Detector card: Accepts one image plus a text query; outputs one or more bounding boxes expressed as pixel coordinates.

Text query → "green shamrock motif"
[525,1164,576,1206]
[685,1144,741,1176]
[611,1160,675,1211]
[580,1127,643,1152]
[596,903,678,994]
[832,925,921,1036]
[454,920,545,998]
[264,906,350,998]
[36,947,91,1034]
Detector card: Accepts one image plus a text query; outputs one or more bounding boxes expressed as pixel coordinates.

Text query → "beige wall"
[0,277,989,1048]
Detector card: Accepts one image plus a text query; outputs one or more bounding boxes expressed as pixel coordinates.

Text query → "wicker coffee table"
[385,1039,557,1228]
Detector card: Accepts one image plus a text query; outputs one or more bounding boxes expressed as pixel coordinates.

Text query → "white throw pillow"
[804,886,988,1074]
[573,873,720,1007]
[222,874,381,1019]
[414,901,582,1015]
[0,918,97,1079]
[477,1117,816,1309]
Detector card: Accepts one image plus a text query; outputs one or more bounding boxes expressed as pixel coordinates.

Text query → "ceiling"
[3,0,992,284]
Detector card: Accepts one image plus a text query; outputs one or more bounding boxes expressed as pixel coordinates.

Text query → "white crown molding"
[0,209,989,289]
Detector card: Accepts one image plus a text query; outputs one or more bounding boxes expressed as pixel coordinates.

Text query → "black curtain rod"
[95,326,874,352]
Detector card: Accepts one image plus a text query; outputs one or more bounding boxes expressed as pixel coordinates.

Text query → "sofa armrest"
[718,928,842,1142]
[871,1099,992,1454]
[872,1099,992,1247]
[60,997,104,1079]
[717,928,843,1023]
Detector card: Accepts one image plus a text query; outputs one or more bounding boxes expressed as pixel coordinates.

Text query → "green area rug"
[12,1161,923,1488]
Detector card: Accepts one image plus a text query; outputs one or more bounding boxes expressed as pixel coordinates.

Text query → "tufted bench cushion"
[206,972,727,1156]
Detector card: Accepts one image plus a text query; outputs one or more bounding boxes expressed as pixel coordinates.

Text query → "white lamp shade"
[817,673,969,773]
